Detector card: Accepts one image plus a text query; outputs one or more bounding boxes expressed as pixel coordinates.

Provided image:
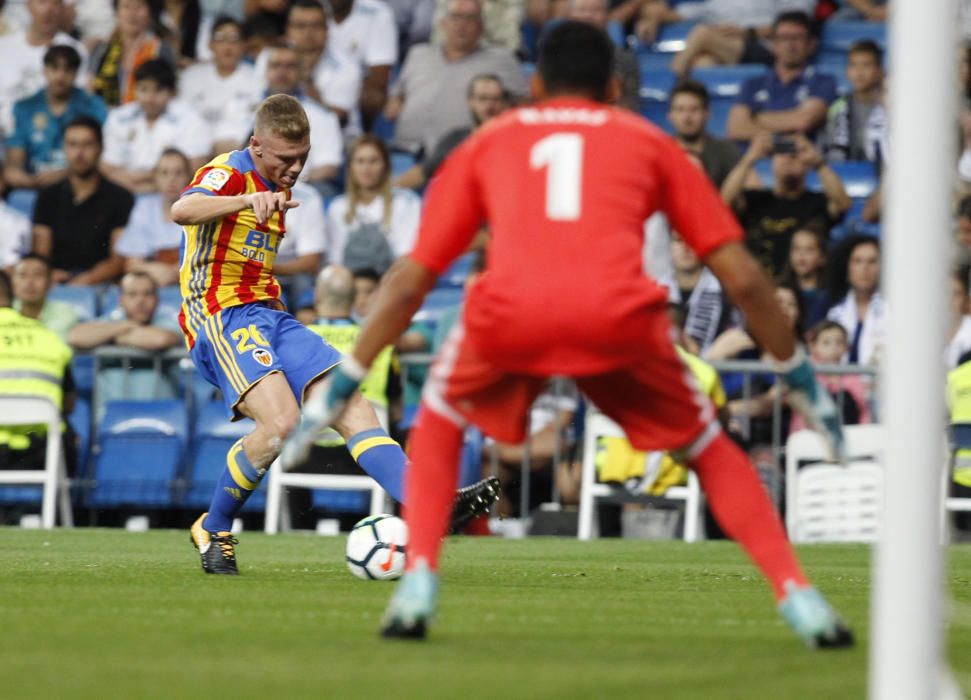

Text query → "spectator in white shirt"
[262,42,343,195]
[116,147,191,286]
[178,15,260,153]
[276,181,327,310]
[326,134,421,275]
[101,58,212,193]
[0,0,87,135]
[327,0,398,127]
[282,0,363,130]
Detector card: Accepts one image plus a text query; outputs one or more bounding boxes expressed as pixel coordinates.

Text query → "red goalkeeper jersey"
[410,97,744,375]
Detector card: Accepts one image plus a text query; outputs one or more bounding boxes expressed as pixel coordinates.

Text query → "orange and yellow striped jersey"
[178,149,290,348]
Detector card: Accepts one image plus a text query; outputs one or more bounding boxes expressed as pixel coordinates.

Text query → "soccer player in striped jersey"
[174,94,498,575]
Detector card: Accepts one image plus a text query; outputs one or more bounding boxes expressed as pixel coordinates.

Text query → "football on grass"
[345,514,408,580]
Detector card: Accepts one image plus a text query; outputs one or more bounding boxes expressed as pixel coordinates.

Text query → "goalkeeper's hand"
[279,356,368,470]
[778,349,845,463]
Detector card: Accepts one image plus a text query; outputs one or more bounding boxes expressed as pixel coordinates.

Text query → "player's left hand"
[778,349,846,463]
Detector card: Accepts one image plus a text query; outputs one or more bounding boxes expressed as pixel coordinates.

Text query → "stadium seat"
[650,21,697,53]
[784,426,884,543]
[182,401,264,512]
[70,354,95,401]
[7,188,37,219]
[577,410,704,541]
[690,65,765,99]
[390,150,417,179]
[639,99,672,132]
[48,285,97,322]
[706,97,734,139]
[435,252,476,289]
[0,396,73,527]
[85,400,187,509]
[636,51,676,86]
[820,21,887,59]
[69,397,92,479]
[639,66,677,102]
[411,287,464,326]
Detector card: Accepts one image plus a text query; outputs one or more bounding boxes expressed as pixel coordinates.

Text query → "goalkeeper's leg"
[690,431,853,648]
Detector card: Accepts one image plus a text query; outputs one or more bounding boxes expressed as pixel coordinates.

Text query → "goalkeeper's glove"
[279,356,369,469]
[777,348,845,463]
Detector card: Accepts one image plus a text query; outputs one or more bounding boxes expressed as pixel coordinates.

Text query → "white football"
[345,514,408,580]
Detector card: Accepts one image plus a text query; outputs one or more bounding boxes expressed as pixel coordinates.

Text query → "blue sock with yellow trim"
[203,438,264,533]
[347,428,406,503]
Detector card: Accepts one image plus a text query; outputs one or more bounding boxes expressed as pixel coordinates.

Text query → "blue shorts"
[191,304,342,419]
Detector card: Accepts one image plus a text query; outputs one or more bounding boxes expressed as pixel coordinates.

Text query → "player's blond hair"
[254,94,310,142]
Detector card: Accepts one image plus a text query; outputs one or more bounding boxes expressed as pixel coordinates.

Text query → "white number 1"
[529,133,583,221]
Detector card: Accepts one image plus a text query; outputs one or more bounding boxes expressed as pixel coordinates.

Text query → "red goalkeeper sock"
[402,403,465,572]
[690,432,808,600]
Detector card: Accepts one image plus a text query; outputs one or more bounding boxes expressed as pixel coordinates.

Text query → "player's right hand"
[779,350,846,463]
[244,191,299,224]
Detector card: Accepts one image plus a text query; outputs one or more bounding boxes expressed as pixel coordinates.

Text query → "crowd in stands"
[3,0,971,530]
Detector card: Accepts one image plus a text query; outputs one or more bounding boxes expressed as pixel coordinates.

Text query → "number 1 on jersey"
[530,133,583,221]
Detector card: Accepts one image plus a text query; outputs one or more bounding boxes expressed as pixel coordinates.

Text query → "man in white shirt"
[263,42,344,194]
[101,59,213,193]
[178,16,261,153]
[0,0,87,135]
[327,0,398,126]
[283,0,363,130]
[276,181,327,310]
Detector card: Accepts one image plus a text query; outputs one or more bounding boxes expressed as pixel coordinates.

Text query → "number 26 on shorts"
[231,324,270,353]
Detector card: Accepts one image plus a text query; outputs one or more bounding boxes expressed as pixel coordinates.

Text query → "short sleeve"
[286,185,327,256]
[100,108,127,166]
[316,59,363,113]
[178,107,214,159]
[325,198,349,265]
[389,190,421,258]
[182,163,246,197]
[410,138,484,274]
[364,5,398,66]
[6,101,30,150]
[656,137,744,260]
[307,108,343,169]
[114,196,153,257]
[109,187,135,230]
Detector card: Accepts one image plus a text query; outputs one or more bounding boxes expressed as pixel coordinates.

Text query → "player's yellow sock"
[203,438,263,532]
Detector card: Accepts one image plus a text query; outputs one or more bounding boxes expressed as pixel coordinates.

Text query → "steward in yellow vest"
[0,271,73,468]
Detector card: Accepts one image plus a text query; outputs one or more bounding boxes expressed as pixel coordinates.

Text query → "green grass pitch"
[1,530,970,699]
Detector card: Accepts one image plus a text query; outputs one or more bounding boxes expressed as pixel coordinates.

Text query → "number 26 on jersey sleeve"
[530,133,584,221]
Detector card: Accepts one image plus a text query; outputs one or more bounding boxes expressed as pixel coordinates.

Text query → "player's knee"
[260,409,300,445]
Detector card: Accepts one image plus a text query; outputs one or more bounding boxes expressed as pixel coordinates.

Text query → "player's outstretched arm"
[171,191,298,226]
[705,242,844,460]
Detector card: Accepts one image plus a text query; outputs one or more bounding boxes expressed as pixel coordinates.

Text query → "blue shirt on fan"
[736,66,838,137]
[7,87,107,174]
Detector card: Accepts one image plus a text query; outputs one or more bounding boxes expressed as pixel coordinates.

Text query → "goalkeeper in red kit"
[280,21,853,648]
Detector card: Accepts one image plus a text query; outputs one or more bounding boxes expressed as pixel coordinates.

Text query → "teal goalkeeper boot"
[380,560,439,640]
[778,583,854,649]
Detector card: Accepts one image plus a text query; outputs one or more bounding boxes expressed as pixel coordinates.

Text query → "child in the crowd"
[781,222,830,330]
[790,320,870,432]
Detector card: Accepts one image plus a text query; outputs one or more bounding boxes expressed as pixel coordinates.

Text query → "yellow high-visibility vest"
[0,308,72,449]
